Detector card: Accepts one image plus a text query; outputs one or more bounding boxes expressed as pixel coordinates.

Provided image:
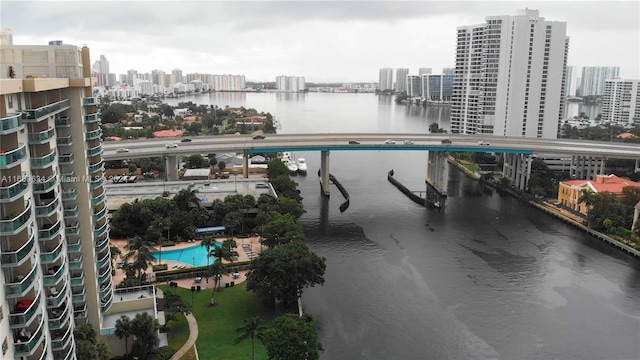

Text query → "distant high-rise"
[0,27,13,45]
[92,54,110,87]
[407,75,422,97]
[213,74,246,91]
[579,66,620,96]
[425,75,455,102]
[565,66,577,97]
[378,68,393,91]
[418,68,432,75]
[395,68,409,93]
[151,69,167,87]
[602,79,640,125]
[172,69,183,85]
[451,9,569,139]
[276,75,305,92]
[442,67,455,75]
[126,69,138,85]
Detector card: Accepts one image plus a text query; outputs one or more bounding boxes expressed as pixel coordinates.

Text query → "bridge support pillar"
[426,151,448,196]
[569,155,606,180]
[635,159,640,173]
[243,152,249,178]
[319,151,330,196]
[502,153,535,191]
[165,155,179,181]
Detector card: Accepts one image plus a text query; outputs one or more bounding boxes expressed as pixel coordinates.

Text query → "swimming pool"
[155,242,221,267]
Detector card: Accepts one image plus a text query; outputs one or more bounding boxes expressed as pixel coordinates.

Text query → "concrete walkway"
[170,313,199,360]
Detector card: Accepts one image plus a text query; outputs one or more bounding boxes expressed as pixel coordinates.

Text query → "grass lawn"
[159,283,275,360]
[462,163,479,173]
[166,312,189,351]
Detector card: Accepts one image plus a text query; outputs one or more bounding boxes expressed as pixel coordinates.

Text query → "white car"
[116,148,129,153]
[404,140,414,145]
[165,143,178,148]
[384,139,396,144]
[478,140,490,146]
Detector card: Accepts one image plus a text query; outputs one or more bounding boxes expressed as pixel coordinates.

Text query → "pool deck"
[110,236,264,289]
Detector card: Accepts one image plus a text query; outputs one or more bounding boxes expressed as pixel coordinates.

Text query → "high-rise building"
[565,66,577,97]
[378,68,393,91]
[395,68,409,93]
[407,75,422,97]
[213,75,246,91]
[151,69,167,87]
[126,69,138,86]
[579,66,620,96]
[172,69,183,85]
[1,39,114,359]
[418,68,432,75]
[92,54,110,87]
[451,9,569,138]
[602,79,640,125]
[424,75,455,102]
[442,67,455,75]
[275,76,305,92]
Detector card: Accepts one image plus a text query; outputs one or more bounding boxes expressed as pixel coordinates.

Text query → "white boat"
[288,162,298,174]
[297,158,308,174]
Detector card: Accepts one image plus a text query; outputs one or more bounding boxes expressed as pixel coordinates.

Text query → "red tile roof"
[561,175,640,194]
[153,129,184,137]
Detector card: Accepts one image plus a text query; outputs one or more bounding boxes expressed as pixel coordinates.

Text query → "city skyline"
[2,1,639,82]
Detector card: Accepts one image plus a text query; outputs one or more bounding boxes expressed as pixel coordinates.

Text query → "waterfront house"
[557,174,640,215]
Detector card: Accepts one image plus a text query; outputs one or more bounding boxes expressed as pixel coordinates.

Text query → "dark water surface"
[167,93,638,359]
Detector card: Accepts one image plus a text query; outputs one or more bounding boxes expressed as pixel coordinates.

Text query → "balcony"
[66,237,81,253]
[100,282,113,299]
[43,264,65,286]
[48,302,70,330]
[61,189,77,201]
[65,222,80,237]
[92,205,107,222]
[1,231,35,267]
[91,188,106,206]
[35,198,60,218]
[9,291,42,327]
[72,290,86,304]
[14,316,45,356]
[58,153,74,164]
[28,127,55,144]
[100,290,113,312]
[94,221,108,238]
[54,117,71,127]
[21,99,70,122]
[38,219,61,240]
[97,251,110,270]
[64,205,79,218]
[86,144,103,157]
[51,324,73,350]
[89,176,104,190]
[0,143,27,169]
[52,342,75,360]
[70,272,84,287]
[0,178,29,202]
[84,112,101,124]
[40,240,64,264]
[30,149,57,169]
[88,160,104,174]
[56,135,73,146]
[46,283,68,308]
[0,113,24,134]
[32,174,58,193]
[5,264,38,298]
[82,97,100,106]
[69,255,83,270]
[85,128,102,141]
[0,204,32,235]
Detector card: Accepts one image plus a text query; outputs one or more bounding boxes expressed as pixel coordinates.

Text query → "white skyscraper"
[275,76,305,92]
[378,68,393,91]
[602,79,640,125]
[565,66,577,97]
[418,68,432,75]
[395,68,409,93]
[92,54,110,87]
[451,9,569,139]
[580,66,620,96]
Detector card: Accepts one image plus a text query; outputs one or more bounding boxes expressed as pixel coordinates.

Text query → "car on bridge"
[116,148,129,153]
[181,138,192,142]
[478,140,490,146]
[384,139,396,144]
[348,140,360,144]
[253,135,265,140]
[404,140,414,145]
[165,143,178,148]
[441,139,452,144]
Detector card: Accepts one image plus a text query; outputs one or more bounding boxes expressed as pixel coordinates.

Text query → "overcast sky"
[2,0,638,83]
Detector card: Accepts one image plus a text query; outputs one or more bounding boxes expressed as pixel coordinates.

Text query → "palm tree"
[208,261,225,305]
[234,317,266,360]
[201,236,217,275]
[109,245,122,269]
[96,341,111,360]
[115,315,132,356]
[578,188,597,227]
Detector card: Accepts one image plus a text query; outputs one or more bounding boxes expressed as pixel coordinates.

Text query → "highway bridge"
[101,133,640,196]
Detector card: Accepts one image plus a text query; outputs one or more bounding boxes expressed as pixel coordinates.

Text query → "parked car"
[478,140,490,146]
[348,140,360,144]
[116,148,129,153]
[384,139,396,144]
[181,138,192,142]
[441,139,452,144]
[165,143,178,148]
[404,140,414,145]
[253,135,265,140]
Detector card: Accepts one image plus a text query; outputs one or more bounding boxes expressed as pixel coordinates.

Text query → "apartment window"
[7,95,13,109]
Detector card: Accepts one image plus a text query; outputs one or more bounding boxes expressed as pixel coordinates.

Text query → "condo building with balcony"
[0,36,113,359]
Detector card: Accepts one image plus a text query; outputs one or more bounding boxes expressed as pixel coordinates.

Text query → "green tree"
[208,261,225,305]
[263,313,323,360]
[235,317,267,360]
[162,290,192,331]
[130,312,160,359]
[115,315,132,356]
[96,341,111,360]
[201,236,217,275]
[258,212,306,248]
[247,241,326,309]
[75,323,98,360]
[218,161,227,170]
[266,158,288,179]
[184,154,207,169]
[578,188,597,227]
[110,244,122,269]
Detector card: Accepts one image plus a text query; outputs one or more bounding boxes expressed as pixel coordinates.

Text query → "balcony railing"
[28,127,55,144]
[46,283,68,308]
[9,291,42,327]
[86,144,103,157]
[35,198,60,218]
[32,174,58,193]
[51,324,73,350]
[38,219,61,240]
[5,264,38,297]
[65,223,80,237]
[85,128,102,141]
[30,149,57,169]
[90,176,104,190]
[14,316,45,356]
[58,153,74,164]
[69,256,83,270]
[0,143,27,169]
[88,160,104,174]
[1,231,35,266]
[21,99,70,122]
[0,113,24,134]
[0,205,32,235]
[54,117,71,127]
[56,135,73,146]
[82,97,100,106]
[84,112,101,124]
[94,221,109,238]
[40,240,64,264]
[0,178,29,202]
[48,302,70,330]
[43,264,65,287]
[100,290,113,312]
[61,189,77,201]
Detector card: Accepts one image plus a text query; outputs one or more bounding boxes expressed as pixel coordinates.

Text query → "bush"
[153,264,168,272]
[155,346,176,360]
[162,241,176,247]
[117,278,140,288]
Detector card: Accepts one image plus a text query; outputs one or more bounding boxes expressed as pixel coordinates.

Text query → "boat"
[281,152,298,174]
[297,158,308,175]
[288,162,298,174]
